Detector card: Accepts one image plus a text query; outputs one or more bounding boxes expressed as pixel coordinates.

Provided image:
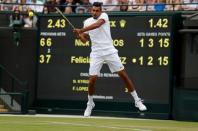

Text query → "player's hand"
[73,28,80,38]
[73,28,82,34]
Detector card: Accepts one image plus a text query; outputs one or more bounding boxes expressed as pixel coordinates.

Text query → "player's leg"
[84,56,104,117]
[84,75,97,117]
[117,69,134,92]
[88,75,97,96]
[105,53,147,111]
[117,69,147,111]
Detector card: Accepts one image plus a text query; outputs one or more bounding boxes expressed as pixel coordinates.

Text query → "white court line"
[0,114,154,131]
[0,114,156,121]
[0,120,152,131]
[0,121,49,125]
[47,121,152,131]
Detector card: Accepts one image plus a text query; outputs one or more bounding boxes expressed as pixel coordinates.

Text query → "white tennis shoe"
[135,99,147,111]
[84,102,95,117]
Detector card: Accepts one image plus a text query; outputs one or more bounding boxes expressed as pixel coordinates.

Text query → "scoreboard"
[37,13,176,109]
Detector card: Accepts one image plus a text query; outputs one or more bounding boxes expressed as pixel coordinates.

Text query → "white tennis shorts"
[89,53,124,76]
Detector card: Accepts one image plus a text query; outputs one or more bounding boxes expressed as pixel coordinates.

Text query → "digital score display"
[37,14,174,105]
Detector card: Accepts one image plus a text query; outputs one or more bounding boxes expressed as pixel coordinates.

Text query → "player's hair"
[92,2,102,10]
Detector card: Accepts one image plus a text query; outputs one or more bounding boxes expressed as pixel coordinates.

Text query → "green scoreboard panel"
[37,13,178,117]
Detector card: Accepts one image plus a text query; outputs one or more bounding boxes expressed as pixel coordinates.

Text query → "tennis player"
[73,2,147,117]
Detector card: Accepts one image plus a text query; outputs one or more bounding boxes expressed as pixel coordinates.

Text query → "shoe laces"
[87,102,95,108]
[135,99,144,105]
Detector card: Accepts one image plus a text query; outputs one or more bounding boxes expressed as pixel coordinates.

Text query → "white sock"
[88,95,94,103]
[131,90,140,102]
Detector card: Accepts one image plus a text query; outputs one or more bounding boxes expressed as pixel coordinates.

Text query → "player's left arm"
[73,29,90,43]
[77,19,105,34]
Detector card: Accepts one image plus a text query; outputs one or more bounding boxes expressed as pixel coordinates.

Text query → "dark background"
[2,12,198,120]
[37,15,173,104]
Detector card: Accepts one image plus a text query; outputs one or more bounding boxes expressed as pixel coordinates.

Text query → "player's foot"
[135,99,147,111]
[84,102,95,117]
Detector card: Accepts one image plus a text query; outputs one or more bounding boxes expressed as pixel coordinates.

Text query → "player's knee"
[118,70,126,77]
[89,76,97,85]
[118,70,130,80]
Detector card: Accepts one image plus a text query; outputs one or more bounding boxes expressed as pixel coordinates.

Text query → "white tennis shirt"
[83,12,118,57]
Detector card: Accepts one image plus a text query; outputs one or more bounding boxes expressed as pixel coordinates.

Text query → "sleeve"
[98,13,109,23]
[83,20,89,34]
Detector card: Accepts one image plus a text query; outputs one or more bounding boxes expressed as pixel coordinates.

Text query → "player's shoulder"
[84,17,93,24]
[99,12,109,19]
[101,12,108,16]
